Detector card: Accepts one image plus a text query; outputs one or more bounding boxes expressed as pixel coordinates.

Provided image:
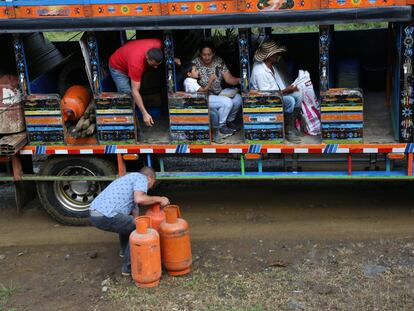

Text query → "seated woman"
[250,40,302,144]
[182,62,227,144]
[193,42,242,137]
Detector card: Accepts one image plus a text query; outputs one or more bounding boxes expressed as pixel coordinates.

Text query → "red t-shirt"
[109,38,162,82]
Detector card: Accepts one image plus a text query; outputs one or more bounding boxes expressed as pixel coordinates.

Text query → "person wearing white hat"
[250,40,301,143]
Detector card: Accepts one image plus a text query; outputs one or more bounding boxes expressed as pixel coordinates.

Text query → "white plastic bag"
[293,70,321,136]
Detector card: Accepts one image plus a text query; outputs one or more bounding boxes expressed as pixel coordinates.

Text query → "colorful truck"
[0,0,414,225]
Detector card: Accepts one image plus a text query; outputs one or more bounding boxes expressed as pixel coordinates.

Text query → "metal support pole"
[397,22,414,142]
[238,29,251,95]
[117,154,126,176]
[12,34,30,96]
[85,31,102,95]
[159,158,165,173]
[408,153,413,176]
[147,154,152,168]
[240,155,245,176]
[347,154,352,176]
[258,157,263,173]
[163,31,177,94]
[386,157,391,172]
[319,25,333,94]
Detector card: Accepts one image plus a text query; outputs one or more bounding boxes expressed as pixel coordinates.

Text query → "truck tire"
[37,157,116,226]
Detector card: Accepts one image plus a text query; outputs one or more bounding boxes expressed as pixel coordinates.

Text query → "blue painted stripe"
[104,145,117,154]
[322,124,363,129]
[244,124,282,130]
[98,125,135,131]
[175,144,188,154]
[27,127,63,132]
[405,143,414,153]
[248,144,262,153]
[171,125,209,130]
[35,145,46,155]
[323,144,338,154]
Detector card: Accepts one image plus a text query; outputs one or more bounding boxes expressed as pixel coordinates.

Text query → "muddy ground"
[1,180,414,310]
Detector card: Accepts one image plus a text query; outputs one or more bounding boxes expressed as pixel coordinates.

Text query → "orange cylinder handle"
[165,205,181,224]
[136,216,152,234]
[152,203,161,213]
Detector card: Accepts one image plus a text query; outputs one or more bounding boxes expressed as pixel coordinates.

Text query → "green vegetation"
[0,282,18,311]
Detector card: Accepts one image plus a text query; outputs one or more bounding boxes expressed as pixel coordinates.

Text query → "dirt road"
[1,181,414,310]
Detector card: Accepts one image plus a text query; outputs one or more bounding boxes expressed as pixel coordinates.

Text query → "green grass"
[0,282,18,311]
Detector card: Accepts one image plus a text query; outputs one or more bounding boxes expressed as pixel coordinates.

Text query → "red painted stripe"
[153,148,167,153]
[282,148,295,154]
[408,153,413,177]
[308,148,323,153]
[378,148,392,153]
[349,148,363,153]
[45,150,55,155]
[68,149,80,154]
[217,149,229,154]
[189,148,203,153]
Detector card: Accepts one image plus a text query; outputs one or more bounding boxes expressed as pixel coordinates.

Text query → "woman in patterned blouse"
[193,41,242,136]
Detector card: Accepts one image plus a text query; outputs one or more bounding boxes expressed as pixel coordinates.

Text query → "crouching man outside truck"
[89,167,170,276]
[250,40,302,144]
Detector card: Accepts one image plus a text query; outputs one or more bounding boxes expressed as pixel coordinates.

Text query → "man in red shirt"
[109,38,163,126]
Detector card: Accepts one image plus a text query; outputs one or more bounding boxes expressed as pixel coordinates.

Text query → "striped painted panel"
[321,88,364,144]
[168,92,210,144]
[19,143,413,155]
[95,93,136,145]
[24,94,65,145]
[242,91,284,144]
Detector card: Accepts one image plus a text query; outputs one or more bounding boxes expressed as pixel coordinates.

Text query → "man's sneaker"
[119,249,125,258]
[227,120,241,132]
[121,263,131,276]
[219,126,234,137]
[212,132,224,144]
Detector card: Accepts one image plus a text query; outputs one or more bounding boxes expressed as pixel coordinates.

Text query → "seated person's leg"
[109,66,131,93]
[227,94,242,131]
[209,107,223,144]
[208,95,233,135]
[283,95,301,143]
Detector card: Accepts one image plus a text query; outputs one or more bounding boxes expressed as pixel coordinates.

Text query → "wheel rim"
[53,166,101,212]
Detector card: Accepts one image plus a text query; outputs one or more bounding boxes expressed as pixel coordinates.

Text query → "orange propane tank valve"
[61,85,91,122]
[145,203,166,232]
[129,216,161,288]
[159,205,192,276]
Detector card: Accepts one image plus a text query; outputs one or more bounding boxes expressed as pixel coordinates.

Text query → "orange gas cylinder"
[145,203,165,232]
[61,85,90,122]
[129,216,162,288]
[159,205,192,276]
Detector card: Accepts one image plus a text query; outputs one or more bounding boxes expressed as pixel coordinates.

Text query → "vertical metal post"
[159,158,165,173]
[386,157,391,173]
[238,29,251,95]
[120,30,127,45]
[398,23,414,142]
[347,154,352,176]
[85,32,102,95]
[319,25,333,94]
[258,157,263,173]
[408,153,413,176]
[240,155,245,176]
[117,154,126,176]
[12,34,30,96]
[147,154,152,167]
[163,31,176,94]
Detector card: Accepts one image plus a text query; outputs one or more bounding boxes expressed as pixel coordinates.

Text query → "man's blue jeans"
[109,65,131,93]
[89,213,136,270]
[283,91,302,113]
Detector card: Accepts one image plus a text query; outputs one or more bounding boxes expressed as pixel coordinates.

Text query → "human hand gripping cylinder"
[129,216,162,288]
[159,205,192,276]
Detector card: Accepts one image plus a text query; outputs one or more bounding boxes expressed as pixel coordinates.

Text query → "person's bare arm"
[223,71,241,86]
[198,74,217,92]
[282,85,299,95]
[131,79,154,126]
[134,191,170,207]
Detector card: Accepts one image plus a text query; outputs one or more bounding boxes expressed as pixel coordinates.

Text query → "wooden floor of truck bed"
[139,91,396,145]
